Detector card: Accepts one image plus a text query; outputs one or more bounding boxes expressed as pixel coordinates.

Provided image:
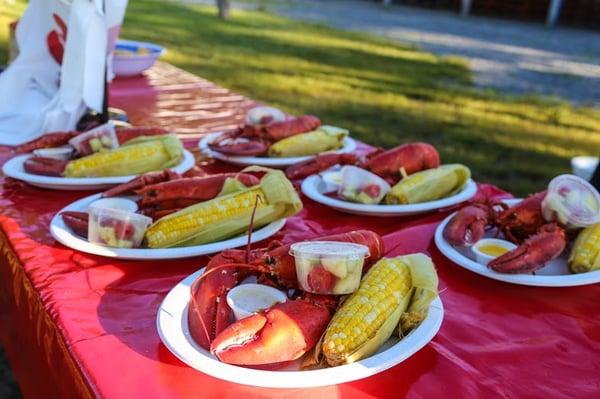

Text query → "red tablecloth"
[1,63,599,399]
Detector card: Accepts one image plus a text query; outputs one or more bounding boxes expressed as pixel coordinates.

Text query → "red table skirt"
[1,63,599,399]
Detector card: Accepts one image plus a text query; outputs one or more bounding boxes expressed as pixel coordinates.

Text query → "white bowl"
[571,156,598,181]
[472,238,517,266]
[113,39,165,78]
[226,284,287,320]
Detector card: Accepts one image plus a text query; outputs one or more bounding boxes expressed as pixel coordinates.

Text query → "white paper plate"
[434,199,600,287]
[157,269,444,388]
[199,132,357,168]
[2,150,195,191]
[50,193,286,260]
[302,175,477,217]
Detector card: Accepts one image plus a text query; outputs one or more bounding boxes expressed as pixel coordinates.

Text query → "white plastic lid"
[290,241,370,259]
[545,174,600,225]
[88,197,139,213]
[246,106,286,126]
[89,205,152,225]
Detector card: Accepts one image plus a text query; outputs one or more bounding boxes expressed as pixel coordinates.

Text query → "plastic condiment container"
[246,106,286,126]
[472,238,517,266]
[33,146,73,161]
[290,241,370,295]
[226,284,288,320]
[541,174,600,229]
[88,197,139,213]
[339,165,391,205]
[321,170,342,193]
[88,207,152,248]
[69,123,118,156]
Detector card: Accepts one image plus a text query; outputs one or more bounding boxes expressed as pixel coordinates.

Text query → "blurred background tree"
[216,0,230,19]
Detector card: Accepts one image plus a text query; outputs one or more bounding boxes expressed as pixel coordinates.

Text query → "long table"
[1,63,599,399]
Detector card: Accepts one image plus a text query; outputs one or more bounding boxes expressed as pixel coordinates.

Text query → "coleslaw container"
[541,174,600,229]
[88,207,152,248]
[290,241,370,295]
[69,123,118,155]
[339,165,391,205]
[246,106,286,126]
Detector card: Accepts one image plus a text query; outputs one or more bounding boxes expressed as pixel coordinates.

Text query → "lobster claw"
[488,223,567,274]
[210,300,331,366]
[443,203,491,246]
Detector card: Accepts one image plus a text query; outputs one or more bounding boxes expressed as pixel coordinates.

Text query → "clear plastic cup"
[339,165,391,205]
[541,174,600,229]
[245,106,286,126]
[69,123,118,156]
[290,241,370,295]
[88,207,152,248]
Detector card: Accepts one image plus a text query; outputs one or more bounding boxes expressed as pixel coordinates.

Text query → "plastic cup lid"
[545,174,600,224]
[289,241,370,258]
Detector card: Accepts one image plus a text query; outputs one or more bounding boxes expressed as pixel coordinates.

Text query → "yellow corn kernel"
[322,257,414,366]
[569,223,600,273]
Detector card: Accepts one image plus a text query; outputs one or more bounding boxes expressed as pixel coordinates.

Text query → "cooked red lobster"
[207,115,321,156]
[285,142,440,184]
[443,191,568,274]
[188,230,385,366]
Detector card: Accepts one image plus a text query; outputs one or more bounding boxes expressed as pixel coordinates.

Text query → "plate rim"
[156,269,444,388]
[301,174,478,216]
[49,193,287,260]
[434,200,600,287]
[2,149,195,189]
[198,131,357,167]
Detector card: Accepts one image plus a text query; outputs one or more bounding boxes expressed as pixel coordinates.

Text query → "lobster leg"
[15,131,78,154]
[285,153,359,180]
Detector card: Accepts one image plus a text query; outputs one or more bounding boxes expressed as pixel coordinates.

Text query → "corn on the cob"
[322,257,414,366]
[384,164,470,205]
[144,168,302,248]
[568,223,600,273]
[268,126,347,157]
[64,134,183,177]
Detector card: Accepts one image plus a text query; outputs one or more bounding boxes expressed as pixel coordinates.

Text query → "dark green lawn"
[2,0,600,195]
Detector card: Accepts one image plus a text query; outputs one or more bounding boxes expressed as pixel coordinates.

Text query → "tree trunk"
[216,0,230,20]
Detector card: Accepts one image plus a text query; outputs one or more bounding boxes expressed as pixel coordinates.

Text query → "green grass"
[3,0,600,195]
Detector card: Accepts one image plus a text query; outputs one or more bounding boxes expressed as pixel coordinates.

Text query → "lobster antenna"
[245,194,262,264]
